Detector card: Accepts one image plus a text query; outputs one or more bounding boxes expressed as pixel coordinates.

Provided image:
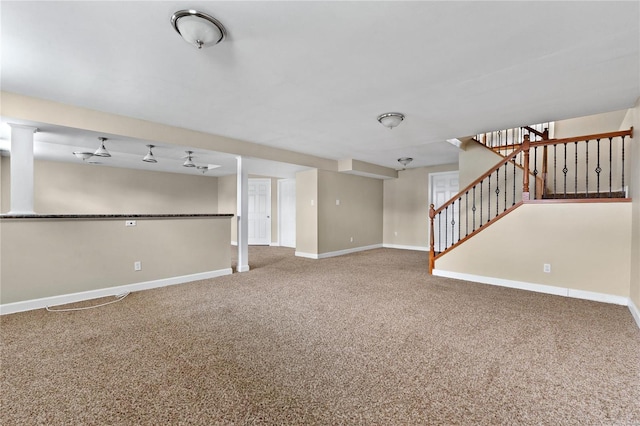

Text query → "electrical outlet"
[134,261,141,271]
[350,236,353,242]
[543,263,551,273]
[336,199,340,206]
[126,220,136,227]
[311,199,315,206]
[394,231,398,236]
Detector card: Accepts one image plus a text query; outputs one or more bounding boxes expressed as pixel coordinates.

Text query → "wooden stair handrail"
[522,125,546,138]
[432,144,525,216]
[529,128,633,147]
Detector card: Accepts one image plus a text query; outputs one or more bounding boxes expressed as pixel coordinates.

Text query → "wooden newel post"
[522,134,531,201]
[429,203,435,274]
[541,129,549,198]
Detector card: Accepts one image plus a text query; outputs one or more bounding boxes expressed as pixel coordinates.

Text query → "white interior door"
[430,171,459,252]
[278,179,296,248]
[248,179,271,245]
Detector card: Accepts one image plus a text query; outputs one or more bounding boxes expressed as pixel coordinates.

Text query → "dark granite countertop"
[0,213,234,220]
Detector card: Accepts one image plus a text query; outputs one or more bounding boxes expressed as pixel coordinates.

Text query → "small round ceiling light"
[171,10,227,49]
[377,113,404,129]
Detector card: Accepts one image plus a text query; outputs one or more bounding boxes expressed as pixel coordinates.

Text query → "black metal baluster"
[451,201,457,244]
[480,180,483,227]
[503,163,507,211]
[458,197,461,243]
[488,172,491,221]
[553,144,557,196]
[608,137,613,198]
[512,160,516,205]
[444,206,448,249]
[574,141,578,196]
[563,143,568,198]
[585,140,589,196]
[465,191,469,237]
[472,186,476,232]
[437,212,441,253]
[596,139,601,197]
[495,167,499,217]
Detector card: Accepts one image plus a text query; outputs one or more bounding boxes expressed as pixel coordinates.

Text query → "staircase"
[428,125,634,273]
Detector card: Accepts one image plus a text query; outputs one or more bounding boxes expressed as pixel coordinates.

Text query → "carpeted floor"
[1,247,639,425]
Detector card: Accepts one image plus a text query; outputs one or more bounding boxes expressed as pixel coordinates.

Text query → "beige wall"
[435,203,632,297]
[459,141,505,189]
[554,109,629,139]
[623,98,640,307]
[317,170,383,253]
[1,217,231,305]
[383,164,457,248]
[295,169,318,255]
[217,174,237,242]
[1,157,8,211]
[0,156,3,212]
[1,158,218,214]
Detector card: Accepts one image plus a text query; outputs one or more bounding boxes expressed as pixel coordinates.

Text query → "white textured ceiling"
[1,1,638,175]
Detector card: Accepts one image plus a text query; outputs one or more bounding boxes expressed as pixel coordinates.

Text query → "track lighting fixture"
[183,150,196,167]
[143,144,157,163]
[94,137,111,157]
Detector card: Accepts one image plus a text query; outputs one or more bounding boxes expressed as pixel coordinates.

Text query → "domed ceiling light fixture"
[171,10,227,49]
[143,144,157,163]
[93,137,111,157]
[397,157,413,169]
[377,112,404,129]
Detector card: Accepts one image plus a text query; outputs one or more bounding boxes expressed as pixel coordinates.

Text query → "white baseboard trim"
[318,244,383,259]
[231,241,238,246]
[629,299,640,330]
[236,265,250,272]
[270,242,280,247]
[383,244,429,252]
[295,251,319,259]
[0,268,233,316]
[296,244,383,260]
[432,269,629,306]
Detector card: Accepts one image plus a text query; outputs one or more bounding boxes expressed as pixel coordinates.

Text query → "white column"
[236,156,249,272]
[8,124,38,215]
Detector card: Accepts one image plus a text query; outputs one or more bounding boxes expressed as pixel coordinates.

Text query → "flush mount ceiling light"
[73,151,94,161]
[377,113,405,129]
[93,137,111,157]
[183,150,196,167]
[397,157,413,169]
[143,144,157,163]
[171,9,227,49]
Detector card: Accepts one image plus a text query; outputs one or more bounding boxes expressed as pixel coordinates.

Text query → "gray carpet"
[1,247,639,425]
